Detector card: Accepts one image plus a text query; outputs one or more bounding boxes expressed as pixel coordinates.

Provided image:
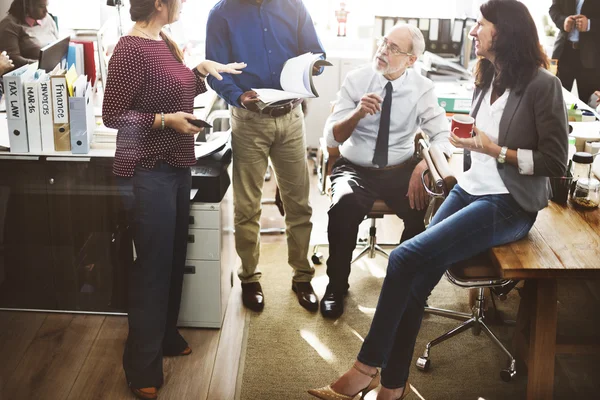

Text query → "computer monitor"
[38,36,70,72]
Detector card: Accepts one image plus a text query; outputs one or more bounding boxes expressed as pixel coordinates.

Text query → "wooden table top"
[446,152,600,280]
[492,200,600,279]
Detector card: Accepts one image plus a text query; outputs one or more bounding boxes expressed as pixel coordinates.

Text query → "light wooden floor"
[1,163,397,400]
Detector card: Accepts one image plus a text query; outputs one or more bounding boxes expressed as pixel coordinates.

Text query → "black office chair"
[417,143,518,382]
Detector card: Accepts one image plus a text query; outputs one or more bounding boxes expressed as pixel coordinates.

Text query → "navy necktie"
[373,81,393,168]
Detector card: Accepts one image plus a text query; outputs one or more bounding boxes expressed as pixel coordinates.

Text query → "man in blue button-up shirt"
[206,0,326,313]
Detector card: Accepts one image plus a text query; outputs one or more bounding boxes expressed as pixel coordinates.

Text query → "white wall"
[0,0,10,19]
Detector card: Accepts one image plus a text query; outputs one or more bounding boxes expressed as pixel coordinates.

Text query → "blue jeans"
[357,184,537,388]
[121,162,192,388]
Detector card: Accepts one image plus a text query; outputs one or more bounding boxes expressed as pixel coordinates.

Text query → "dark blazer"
[470,69,569,213]
[550,0,600,68]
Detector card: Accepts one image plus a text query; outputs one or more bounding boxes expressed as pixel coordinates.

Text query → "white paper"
[252,88,312,104]
[570,122,600,139]
[252,52,326,104]
[0,115,9,149]
[279,53,317,96]
[194,130,230,159]
[190,189,198,200]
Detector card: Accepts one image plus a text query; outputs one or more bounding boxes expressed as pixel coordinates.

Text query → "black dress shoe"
[292,281,319,312]
[320,291,345,319]
[242,282,265,312]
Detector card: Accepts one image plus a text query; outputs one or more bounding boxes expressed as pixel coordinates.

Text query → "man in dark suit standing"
[550,0,600,103]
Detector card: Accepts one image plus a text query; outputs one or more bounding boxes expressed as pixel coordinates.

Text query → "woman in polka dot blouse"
[102,1,245,398]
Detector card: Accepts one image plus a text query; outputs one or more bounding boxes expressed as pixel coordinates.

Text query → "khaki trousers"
[230,105,314,283]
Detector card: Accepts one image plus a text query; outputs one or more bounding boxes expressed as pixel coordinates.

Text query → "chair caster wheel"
[415,357,430,372]
[311,253,324,265]
[500,368,516,382]
[472,323,481,336]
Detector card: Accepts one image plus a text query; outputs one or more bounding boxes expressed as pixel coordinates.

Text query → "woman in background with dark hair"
[102,0,245,398]
[0,0,58,69]
[308,1,568,399]
[0,52,14,97]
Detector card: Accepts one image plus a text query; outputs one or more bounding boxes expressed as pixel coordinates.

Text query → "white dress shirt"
[459,83,535,196]
[324,66,452,168]
[459,87,510,195]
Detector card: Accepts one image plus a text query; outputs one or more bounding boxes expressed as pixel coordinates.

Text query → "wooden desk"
[491,201,600,400]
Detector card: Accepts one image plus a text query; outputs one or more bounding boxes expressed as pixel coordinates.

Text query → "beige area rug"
[238,244,600,400]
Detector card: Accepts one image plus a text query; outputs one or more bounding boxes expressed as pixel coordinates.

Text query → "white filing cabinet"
[178,187,235,328]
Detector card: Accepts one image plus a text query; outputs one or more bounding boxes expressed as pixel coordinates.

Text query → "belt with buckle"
[570,41,580,50]
[362,156,417,171]
[259,98,303,118]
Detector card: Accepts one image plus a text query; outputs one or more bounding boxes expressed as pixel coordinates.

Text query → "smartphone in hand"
[187,119,212,129]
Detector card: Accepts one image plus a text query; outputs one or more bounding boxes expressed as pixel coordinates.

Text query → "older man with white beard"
[320,23,452,319]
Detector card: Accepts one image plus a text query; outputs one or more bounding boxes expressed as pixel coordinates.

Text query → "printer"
[191,143,232,203]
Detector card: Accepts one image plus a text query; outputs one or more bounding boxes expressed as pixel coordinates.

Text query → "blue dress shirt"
[206,0,325,108]
[569,0,590,42]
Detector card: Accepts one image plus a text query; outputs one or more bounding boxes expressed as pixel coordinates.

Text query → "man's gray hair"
[392,23,426,58]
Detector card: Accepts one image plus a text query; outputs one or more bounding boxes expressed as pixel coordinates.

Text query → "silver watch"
[497,146,508,164]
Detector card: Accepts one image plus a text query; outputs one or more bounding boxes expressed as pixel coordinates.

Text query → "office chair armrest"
[420,139,446,198]
[430,145,457,194]
[420,139,458,197]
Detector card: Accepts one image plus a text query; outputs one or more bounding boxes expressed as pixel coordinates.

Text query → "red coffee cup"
[451,115,475,139]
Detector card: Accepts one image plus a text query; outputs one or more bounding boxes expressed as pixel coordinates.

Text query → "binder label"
[52,81,68,123]
[26,86,36,114]
[40,82,51,116]
[7,80,20,119]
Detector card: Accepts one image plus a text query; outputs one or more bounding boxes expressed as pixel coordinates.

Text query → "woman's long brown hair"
[473,0,549,95]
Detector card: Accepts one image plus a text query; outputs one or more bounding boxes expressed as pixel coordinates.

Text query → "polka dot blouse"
[102,36,207,177]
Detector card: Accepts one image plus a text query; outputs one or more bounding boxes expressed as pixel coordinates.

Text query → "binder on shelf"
[24,77,42,152]
[419,18,430,50]
[38,75,55,152]
[69,76,94,154]
[428,19,440,53]
[2,63,38,153]
[374,17,384,37]
[50,69,70,151]
[383,18,395,36]
[72,40,97,84]
[451,19,466,56]
[439,19,452,53]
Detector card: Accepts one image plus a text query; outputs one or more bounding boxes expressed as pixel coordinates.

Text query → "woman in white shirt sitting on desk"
[308,1,568,399]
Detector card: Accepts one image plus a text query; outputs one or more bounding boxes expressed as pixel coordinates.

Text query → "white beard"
[372,53,404,76]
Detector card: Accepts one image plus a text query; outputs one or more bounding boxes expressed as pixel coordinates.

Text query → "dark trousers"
[558,45,600,103]
[121,162,192,389]
[325,157,426,295]
[357,185,537,388]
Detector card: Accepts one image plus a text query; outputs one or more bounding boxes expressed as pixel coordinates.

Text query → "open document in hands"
[252,52,332,108]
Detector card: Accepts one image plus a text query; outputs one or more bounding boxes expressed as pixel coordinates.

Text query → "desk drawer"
[188,208,219,229]
[178,260,221,327]
[187,229,219,260]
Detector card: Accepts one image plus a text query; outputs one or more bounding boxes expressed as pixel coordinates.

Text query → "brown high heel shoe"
[363,381,411,400]
[180,346,192,356]
[308,364,380,400]
[130,386,158,400]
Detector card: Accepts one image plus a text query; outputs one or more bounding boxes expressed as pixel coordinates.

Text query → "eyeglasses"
[376,37,413,57]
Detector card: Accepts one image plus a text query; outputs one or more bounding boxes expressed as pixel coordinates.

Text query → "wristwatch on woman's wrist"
[497,146,508,164]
